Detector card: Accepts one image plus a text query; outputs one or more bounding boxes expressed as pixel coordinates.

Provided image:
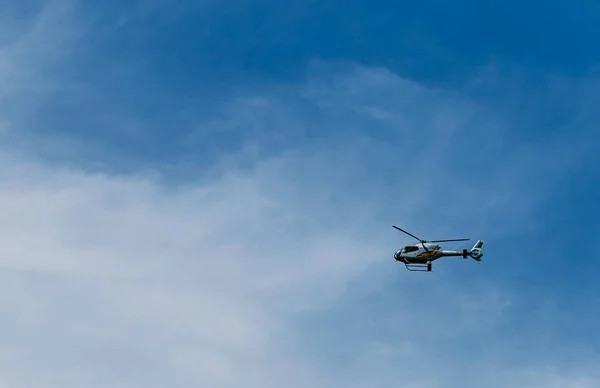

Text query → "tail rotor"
[468,240,484,261]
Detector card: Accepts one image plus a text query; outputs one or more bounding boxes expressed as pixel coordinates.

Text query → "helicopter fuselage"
[394,242,466,264]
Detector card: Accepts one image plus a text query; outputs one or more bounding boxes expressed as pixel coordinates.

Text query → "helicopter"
[392,225,484,272]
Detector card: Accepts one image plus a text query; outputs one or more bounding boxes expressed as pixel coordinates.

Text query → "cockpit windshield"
[403,245,419,253]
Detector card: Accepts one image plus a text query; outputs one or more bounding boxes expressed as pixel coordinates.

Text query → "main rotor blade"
[430,238,470,242]
[392,225,424,242]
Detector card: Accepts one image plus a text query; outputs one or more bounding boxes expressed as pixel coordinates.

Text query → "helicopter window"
[403,246,419,252]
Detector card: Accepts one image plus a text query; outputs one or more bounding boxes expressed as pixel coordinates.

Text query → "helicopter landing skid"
[404,262,432,272]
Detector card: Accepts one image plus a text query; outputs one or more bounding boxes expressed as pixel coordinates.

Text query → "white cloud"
[0,125,597,387]
[0,147,402,387]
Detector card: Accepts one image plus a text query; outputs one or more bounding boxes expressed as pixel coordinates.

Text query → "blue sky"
[1,0,600,387]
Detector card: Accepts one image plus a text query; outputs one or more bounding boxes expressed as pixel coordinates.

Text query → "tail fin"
[468,240,484,261]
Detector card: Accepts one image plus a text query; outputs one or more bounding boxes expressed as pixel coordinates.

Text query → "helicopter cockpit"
[395,246,419,260]
[402,246,419,253]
